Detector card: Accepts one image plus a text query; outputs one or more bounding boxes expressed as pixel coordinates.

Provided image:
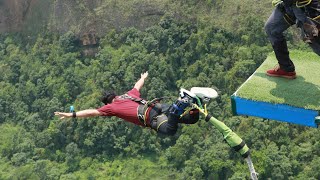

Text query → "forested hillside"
[0,0,281,34]
[0,0,319,179]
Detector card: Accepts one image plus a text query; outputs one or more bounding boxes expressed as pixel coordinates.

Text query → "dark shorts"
[148,104,199,135]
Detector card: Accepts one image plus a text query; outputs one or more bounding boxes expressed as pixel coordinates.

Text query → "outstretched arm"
[54,109,102,119]
[134,72,148,91]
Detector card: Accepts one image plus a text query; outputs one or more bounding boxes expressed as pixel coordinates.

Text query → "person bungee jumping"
[54,72,200,135]
[265,0,320,79]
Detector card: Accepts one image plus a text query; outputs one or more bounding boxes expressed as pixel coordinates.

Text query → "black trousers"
[149,104,200,135]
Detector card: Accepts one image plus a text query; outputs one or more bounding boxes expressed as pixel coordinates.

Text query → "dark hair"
[101,91,116,104]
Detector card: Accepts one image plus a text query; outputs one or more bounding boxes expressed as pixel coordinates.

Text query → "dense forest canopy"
[0,0,319,179]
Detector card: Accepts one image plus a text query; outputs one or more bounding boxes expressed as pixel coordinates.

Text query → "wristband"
[72,112,76,118]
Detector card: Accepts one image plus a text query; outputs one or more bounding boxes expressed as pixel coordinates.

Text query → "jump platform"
[231,50,320,127]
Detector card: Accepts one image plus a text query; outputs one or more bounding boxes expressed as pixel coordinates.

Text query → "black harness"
[117,94,148,105]
[117,94,163,127]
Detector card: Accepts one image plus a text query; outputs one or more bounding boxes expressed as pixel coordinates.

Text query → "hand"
[303,22,319,37]
[54,112,71,119]
[141,71,148,79]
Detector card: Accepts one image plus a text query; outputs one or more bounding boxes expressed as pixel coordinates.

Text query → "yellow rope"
[313,15,320,21]
[296,0,312,8]
[179,107,193,118]
[283,14,295,26]
[191,104,208,116]
[157,118,168,131]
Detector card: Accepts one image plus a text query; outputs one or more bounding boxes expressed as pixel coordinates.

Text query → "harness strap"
[283,13,296,26]
[156,115,168,131]
[137,102,163,128]
[117,94,147,105]
[118,93,166,127]
[137,105,147,126]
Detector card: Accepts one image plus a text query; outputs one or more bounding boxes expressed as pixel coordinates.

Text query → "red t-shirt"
[97,88,144,126]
